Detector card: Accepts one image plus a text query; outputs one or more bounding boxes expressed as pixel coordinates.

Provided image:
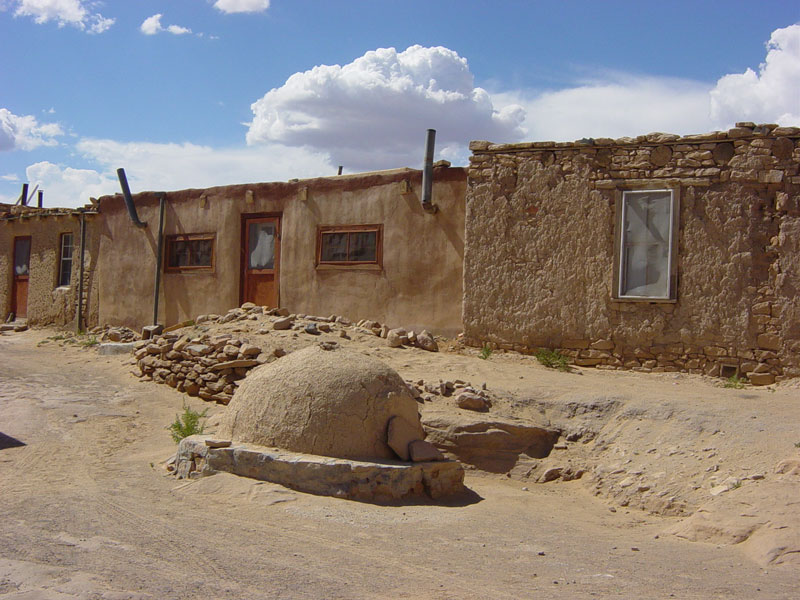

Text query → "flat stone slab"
[98,342,139,355]
[175,435,464,501]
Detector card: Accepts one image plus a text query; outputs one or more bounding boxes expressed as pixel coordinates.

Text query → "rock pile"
[134,332,266,404]
[404,378,493,411]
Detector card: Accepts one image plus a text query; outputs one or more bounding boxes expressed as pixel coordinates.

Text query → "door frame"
[11,235,32,318]
[239,212,282,307]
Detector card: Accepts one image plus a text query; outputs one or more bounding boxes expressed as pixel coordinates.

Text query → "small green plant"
[168,404,209,443]
[479,344,493,360]
[793,441,800,448]
[723,374,745,389]
[78,334,98,347]
[534,348,570,372]
[730,480,742,490]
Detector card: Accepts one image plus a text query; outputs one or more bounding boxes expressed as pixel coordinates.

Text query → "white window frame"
[57,232,74,288]
[613,187,679,302]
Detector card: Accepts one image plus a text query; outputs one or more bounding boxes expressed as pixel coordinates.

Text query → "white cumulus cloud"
[213,0,269,14]
[246,45,526,171]
[12,0,114,33]
[24,161,114,206]
[0,108,64,151]
[492,74,713,143]
[710,24,800,128]
[140,14,192,36]
[13,138,334,208]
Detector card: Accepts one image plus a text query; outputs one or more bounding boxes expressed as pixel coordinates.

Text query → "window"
[614,189,678,301]
[317,225,382,267]
[58,232,73,287]
[165,234,215,272]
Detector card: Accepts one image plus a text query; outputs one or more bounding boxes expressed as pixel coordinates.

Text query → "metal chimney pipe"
[19,183,28,206]
[421,129,435,210]
[116,168,147,228]
[37,190,43,208]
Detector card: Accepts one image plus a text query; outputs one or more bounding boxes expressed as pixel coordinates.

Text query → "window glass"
[350,231,377,262]
[14,238,30,276]
[166,235,214,270]
[620,191,672,298]
[58,233,74,286]
[248,223,275,270]
[320,232,348,262]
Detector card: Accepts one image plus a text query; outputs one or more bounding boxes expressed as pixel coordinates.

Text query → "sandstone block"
[408,440,444,462]
[748,373,775,386]
[456,392,490,412]
[757,333,781,351]
[416,330,438,352]
[387,416,423,461]
[273,317,293,330]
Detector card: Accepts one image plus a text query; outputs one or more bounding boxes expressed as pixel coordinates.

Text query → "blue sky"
[1,0,799,208]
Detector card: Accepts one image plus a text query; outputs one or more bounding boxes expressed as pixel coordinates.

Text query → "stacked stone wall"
[464,123,800,383]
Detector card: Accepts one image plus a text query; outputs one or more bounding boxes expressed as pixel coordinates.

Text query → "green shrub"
[723,375,745,389]
[168,404,209,443]
[534,348,570,372]
[479,344,493,360]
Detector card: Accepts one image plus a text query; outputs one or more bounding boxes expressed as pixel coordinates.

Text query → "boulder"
[421,409,560,473]
[409,440,445,462]
[273,317,293,330]
[219,346,424,461]
[416,330,438,352]
[386,330,403,348]
[456,392,490,412]
[387,415,424,461]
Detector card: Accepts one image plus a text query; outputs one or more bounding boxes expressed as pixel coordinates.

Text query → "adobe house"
[95,165,466,336]
[463,123,800,383]
[0,202,99,328]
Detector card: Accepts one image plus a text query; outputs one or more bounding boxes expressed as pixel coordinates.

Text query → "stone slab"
[98,342,139,356]
[175,435,464,501]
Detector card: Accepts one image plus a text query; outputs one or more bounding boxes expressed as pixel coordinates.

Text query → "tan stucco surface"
[0,213,99,328]
[97,167,465,335]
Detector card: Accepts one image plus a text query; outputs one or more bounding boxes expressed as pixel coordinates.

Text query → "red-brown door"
[11,236,31,319]
[241,215,280,308]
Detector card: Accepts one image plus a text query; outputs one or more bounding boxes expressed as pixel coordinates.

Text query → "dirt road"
[1,328,797,599]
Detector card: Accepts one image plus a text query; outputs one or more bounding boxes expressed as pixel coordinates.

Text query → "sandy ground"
[1,323,799,599]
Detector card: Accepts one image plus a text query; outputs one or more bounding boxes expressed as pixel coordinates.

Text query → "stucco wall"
[97,167,466,336]
[464,124,800,381]
[0,211,99,328]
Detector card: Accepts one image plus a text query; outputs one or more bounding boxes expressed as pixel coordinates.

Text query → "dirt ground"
[1,323,799,599]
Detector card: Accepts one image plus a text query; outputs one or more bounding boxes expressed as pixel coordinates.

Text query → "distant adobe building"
[463,123,800,383]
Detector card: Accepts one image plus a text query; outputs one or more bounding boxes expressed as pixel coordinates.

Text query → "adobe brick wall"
[464,124,800,383]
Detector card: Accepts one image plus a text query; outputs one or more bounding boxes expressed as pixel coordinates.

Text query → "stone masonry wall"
[464,123,800,383]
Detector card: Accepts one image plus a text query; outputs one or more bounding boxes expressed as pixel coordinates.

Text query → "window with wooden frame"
[316,225,382,267]
[164,233,215,272]
[57,232,74,287]
[613,188,679,301]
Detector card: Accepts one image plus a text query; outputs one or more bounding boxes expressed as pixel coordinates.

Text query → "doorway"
[11,236,31,319]
[240,214,280,308]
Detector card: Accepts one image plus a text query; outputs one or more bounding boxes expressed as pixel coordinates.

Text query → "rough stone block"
[757,333,781,351]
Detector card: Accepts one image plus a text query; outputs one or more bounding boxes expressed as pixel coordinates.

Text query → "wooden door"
[241,215,280,308]
[11,236,31,319]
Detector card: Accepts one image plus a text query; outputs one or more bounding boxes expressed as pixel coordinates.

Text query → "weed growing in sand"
[479,344,493,360]
[534,348,570,372]
[168,404,209,443]
[723,375,745,389]
[794,441,800,448]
